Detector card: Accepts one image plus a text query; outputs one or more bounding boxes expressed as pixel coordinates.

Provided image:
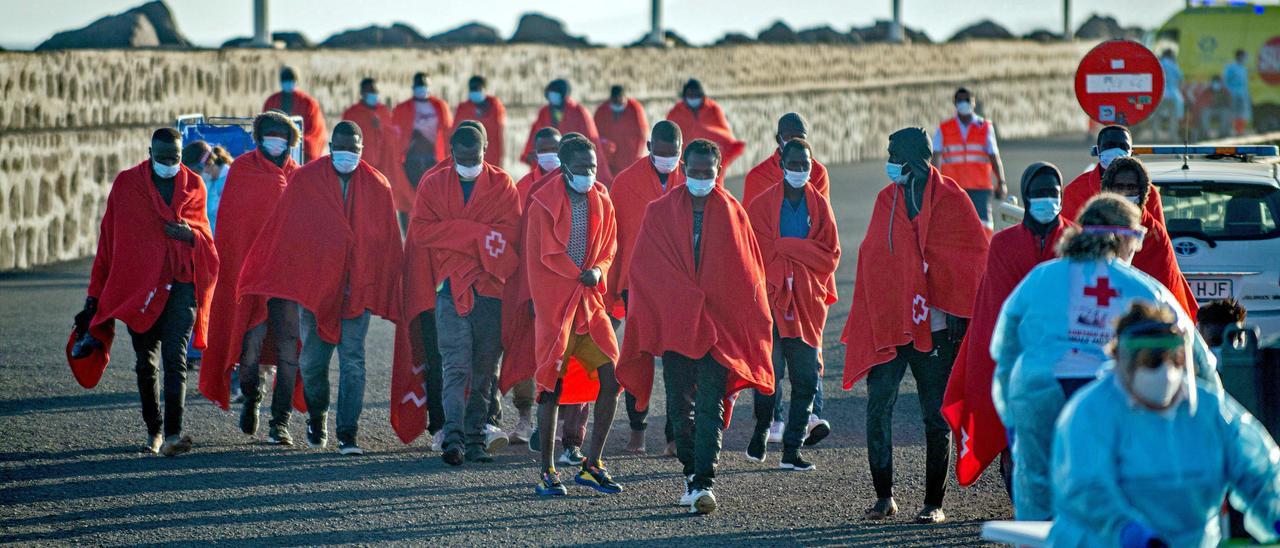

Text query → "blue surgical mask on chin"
[1027,197,1062,224]
[1098,147,1130,169]
[686,177,715,197]
[885,162,909,184]
[152,159,180,179]
[468,91,485,104]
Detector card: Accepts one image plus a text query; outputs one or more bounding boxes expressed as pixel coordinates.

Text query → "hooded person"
[410,124,521,466]
[939,161,1075,494]
[594,85,649,176]
[664,79,746,180]
[393,72,454,199]
[69,127,219,457]
[841,127,989,524]
[236,120,403,455]
[615,138,774,515]
[264,66,328,162]
[341,77,408,212]
[990,193,1217,521]
[520,79,613,183]
[453,75,506,168]
[1061,125,1165,225]
[198,112,305,445]
[743,138,841,471]
[741,113,830,208]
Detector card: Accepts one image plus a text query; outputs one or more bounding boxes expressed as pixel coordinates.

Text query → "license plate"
[1188,278,1233,301]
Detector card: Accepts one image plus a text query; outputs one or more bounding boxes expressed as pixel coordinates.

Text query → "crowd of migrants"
[65,64,1280,544]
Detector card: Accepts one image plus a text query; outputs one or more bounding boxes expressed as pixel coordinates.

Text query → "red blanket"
[841,167,989,387]
[453,96,507,168]
[76,161,218,388]
[664,98,746,176]
[940,221,1070,486]
[1061,165,1165,226]
[264,89,328,163]
[616,186,774,423]
[607,157,686,318]
[1133,211,1199,320]
[341,102,409,212]
[594,98,649,176]
[500,169,557,394]
[516,165,553,204]
[741,150,830,209]
[519,99,613,183]
[238,158,402,344]
[198,150,299,409]
[746,182,840,351]
[393,96,453,171]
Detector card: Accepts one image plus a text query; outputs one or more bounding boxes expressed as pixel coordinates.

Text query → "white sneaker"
[484,424,509,453]
[803,413,831,446]
[677,475,696,506]
[145,433,163,454]
[689,488,717,514]
[767,420,784,444]
[430,430,444,452]
[509,417,534,444]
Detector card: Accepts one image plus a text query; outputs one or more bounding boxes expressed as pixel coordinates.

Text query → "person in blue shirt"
[1223,49,1252,135]
[990,192,1217,520]
[200,146,232,236]
[1049,301,1280,548]
[1157,50,1184,140]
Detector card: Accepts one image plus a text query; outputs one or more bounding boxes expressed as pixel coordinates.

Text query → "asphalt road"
[0,136,1096,546]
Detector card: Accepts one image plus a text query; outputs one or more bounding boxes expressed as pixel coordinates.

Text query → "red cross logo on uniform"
[485,230,507,258]
[911,294,929,325]
[1084,277,1119,306]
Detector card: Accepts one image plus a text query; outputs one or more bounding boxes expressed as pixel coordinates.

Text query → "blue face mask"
[1027,197,1062,224]
[363,92,379,107]
[468,91,485,104]
[610,102,626,114]
[685,97,703,109]
[686,176,716,197]
[1098,147,1130,169]
[281,81,296,94]
[566,171,595,193]
[885,161,908,184]
[547,91,563,107]
[152,159,180,179]
[331,150,360,174]
[412,85,428,99]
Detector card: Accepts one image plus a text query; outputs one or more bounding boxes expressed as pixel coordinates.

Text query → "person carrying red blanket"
[237,121,403,455]
[594,85,649,177]
[616,139,774,515]
[742,113,830,208]
[263,66,327,163]
[410,125,521,466]
[519,79,613,183]
[341,77,409,213]
[453,75,506,168]
[665,79,746,180]
[393,72,453,205]
[743,138,841,471]
[198,112,305,445]
[841,127,988,524]
[70,128,219,457]
[1061,125,1165,225]
[939,162,1074,495]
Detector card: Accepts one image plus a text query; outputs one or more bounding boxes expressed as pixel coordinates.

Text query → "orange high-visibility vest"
[938,117,993,191]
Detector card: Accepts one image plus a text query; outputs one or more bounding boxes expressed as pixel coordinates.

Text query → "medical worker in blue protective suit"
[1049,301,1280,548]
[990,193,1218,520]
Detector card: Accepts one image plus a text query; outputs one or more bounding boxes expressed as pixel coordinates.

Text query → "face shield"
[1115,319,1197,414]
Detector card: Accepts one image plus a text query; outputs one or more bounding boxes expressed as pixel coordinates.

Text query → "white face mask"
[1098,147,1130,169]
[610,102,626,114]
[651,154,679,174]
[686,177,715,197]
[1130,364,1183,409]
[1125,194,1142,205]
[152,159,180,179]
[536,152,561,171]
[783,168,810,189]
[956,100,974,116]
[331,150,360,174]
[566,171,595,193]
[455,162,483,180]
[261,136,289,157]
[1027,197,1062,224]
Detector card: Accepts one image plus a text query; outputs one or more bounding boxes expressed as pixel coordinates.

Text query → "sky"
[0,0,1203,50]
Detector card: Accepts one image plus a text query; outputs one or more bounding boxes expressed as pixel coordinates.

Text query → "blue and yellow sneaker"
[535,470,567,496]
[575,463,624,494]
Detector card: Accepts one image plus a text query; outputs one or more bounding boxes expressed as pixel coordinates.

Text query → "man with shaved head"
[264,66,327,162]
[742,112,830,208]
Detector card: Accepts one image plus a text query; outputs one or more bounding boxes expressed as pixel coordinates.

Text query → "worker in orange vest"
[932,88,1007,230]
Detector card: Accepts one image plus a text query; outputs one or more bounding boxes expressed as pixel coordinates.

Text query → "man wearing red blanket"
[741,113,830,209]
[841,128,988,524]
[263,66,327,163]
[594,85,648,177]
[237,121,403,456]
[519,79,613,183]
[617,139,774,515]
[71,128,219,457]
[664,79,746,179]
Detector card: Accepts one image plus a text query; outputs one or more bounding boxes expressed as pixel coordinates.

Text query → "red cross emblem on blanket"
[912,294,929,325]
[1084,277,1119,306]
[485,230,507,258]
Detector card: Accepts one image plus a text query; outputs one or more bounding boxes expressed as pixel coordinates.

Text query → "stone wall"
[0,41,1092,270]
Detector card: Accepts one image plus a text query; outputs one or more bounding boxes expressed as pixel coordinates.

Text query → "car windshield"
[1159,182,1280,240]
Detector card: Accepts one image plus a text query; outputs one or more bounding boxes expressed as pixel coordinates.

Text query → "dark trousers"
[754,334,819,449]
[416,311,446,434]
[238,298,300,428]
[866,332,956,507]
[663,352,728,490]
[128,282,197,438]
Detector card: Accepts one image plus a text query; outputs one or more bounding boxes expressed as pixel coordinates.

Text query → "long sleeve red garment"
[616,185,774,424]
[841,167,989,388]
[393,96,453,172]
[746,182,841,351]
[607,156,686,319]
[499,168,560,397]
[264,89,327,163]
[237,158,403,345]
[593,98,649,177]
[1061,164,1165,225]
[939,220,1072,487]
[742,150,830,209]
[1133,211,1199,320]
[341,102,410,212]
[72,161,219,389]
[664,98,747,176]
[454,95,507,168]
[519,99,614,183]
[198,150,298,409]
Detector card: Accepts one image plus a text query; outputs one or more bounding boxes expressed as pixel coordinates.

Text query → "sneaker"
[465,445,493,463]
[767,420,784,444]
[230,386,245,404]
[558,446,586,466]
[745,427,768,463]
[160,435,193,457]
[803,414,831,447]
[915,505,946,524]
[145,432,163,454]
[780,450,816,471]
[306,421,327,449]
[509,417,534,444]
[575,463,624,494]
[240,402,260,436]
[865,497,898,520]
[442,444,464,466]
[689,488,717,514]
[267,424,293,446]
[430,430,444,452]
[535,470,568,496]
[677,475,696,506]
[338,438,364,456]
[624,430,646,454]
[528,428,541,453]
[484,424,509,453]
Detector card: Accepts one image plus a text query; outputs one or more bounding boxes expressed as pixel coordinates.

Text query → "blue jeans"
[299,308,371,442]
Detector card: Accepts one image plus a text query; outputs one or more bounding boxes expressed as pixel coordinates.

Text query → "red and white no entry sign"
[1074,39,1164,127]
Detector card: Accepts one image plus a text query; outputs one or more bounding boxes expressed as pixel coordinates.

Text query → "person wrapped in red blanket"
[263,66,327,163]
[519,79,613,183]
[616,139,774,515]
[741,113,830,209]
[453,75,506,168]
[392,72,453,202]
[594,85,649,177]
[341,78,408,214]
[1061,125,1165,225]
[70,128,219,457]
[665,79,746,181]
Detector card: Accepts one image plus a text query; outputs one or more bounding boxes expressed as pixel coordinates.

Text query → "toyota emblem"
[1173,239,1199,257]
